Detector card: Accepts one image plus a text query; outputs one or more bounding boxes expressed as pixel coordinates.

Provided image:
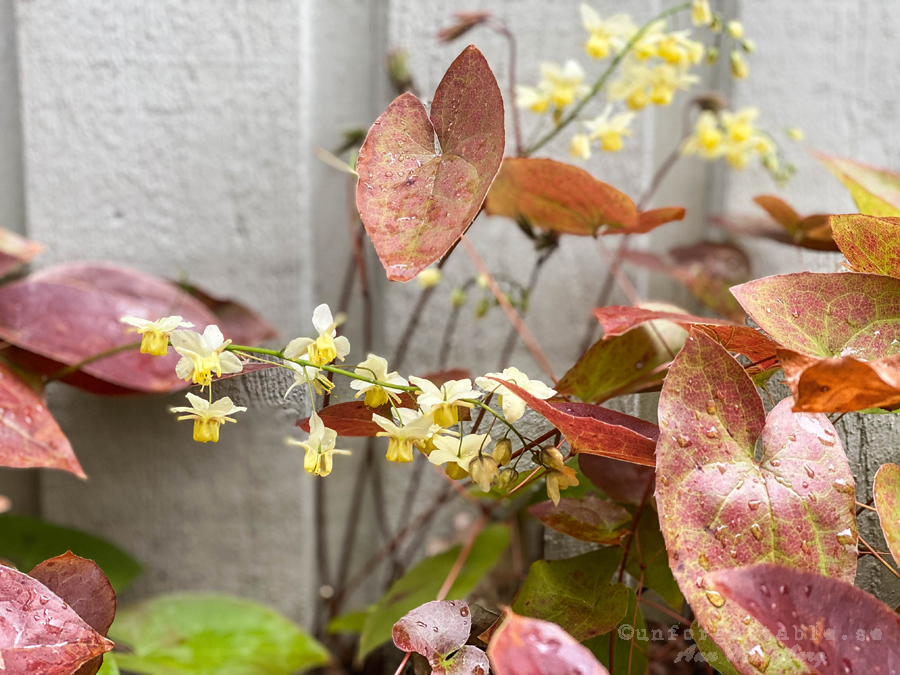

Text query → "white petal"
[202,324,225,350]
[334,335,351,360]
[501,394,527,424]
[175,356,195,380]
[170,329,205,352]
[284,337,313,360]
[184,392,209,410]
[218,352,243,374]
[120,316,151,328]
[312,304,334,336]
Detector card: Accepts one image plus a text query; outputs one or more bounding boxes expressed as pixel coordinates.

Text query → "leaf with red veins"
[656,330,858,674]
[529,495,632,545]
[874,463,900,569]
[393,600,489,675]
[732,271,900,360]
[493,379,657,466]
[0,262,220,394]
[0,564,113,674]
[830,213,900,277]
[356,45,504,281]
[487,610,609,675]
[818,152,900,217]
[709,563,900,674]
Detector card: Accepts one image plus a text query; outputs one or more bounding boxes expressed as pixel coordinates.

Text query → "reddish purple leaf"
[0,263,220,394]
[356,46,505,281]
[494,379,657,466]
[393,600,488,675]
[487,611,608,675]
[0,564,113,673]
[180,283,278,346]
[30,553,116,675]
[656,330,858,674]
[0,228,43,277]
[578,455,655,506]
[529,495,631,545]
[873,464,900,569]
[830,214,900,278]
[297,394,417,436]
[709,563,900,674]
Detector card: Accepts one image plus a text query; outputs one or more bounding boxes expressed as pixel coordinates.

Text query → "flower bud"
[706,46,719,64]
[416,268,442,289]
[492,438,513,466]
[469,456,499,492]
[450,287,466,308]
[539,446,567,472]
[475,298,490,319]
[436,11,492,43]
[496,467,519,492]
[725,20,744,40]
[730,51,748,79]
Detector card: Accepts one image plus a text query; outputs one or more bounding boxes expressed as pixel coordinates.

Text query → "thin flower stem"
[44,340,142,383]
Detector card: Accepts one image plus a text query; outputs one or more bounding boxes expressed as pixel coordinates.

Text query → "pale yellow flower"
[569,133,592,160]
[518,61,589,113]
[648,63,699,106]
[582,106,635,152]
[171,392,246,443]
[726,20,744,40]
[287,411,351,477]
[541,446,579,505]
[284,303,350,367]
[682,110,725,159]
[170,325,243,387]
[373,408,436,463]
[654,31,704,67]
[691,0,713,26]
[350,354,408,407]
[283,360,333,398]
[428,433,492,475]
[410,376,479,428]
[580,4,637,60]
[121,315,194,356]
[476,367,557,424]
[416,268,442,289]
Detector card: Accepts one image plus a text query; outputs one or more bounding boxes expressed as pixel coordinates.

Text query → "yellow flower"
[726,20,744,40]
[681,110,725,159]
[287,411,351,477]
[410,376,479,428]
[171,392,246,443]
[655,31,704,67]
[648,63,699,106]
[373,409,437,463]
[475,367,556,424]
[121,315,194,356]
[518,61,589,113]
[515,84,552,114]
[730,50,748,79]
[721,108,758,143]
[428,433,492,475]
[283,360,333,398]
[609,57,653,110]
[541,446,579,505]
[416,267,442,289]
[580,4,636,60]
[284,303,350,367]
[350,354,408,408]
[691,0,713,26]
[569,133,592,160]
[170,325,243,387]
[584,106,635,152]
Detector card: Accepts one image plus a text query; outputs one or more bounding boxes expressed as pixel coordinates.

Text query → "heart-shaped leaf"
[529,495,631,545]
[0,360,84,477]
[578,455,655,506]
[656,329,858,674]
[487,610,608,675]
[30,553,117,675]
[511,548,629,642]
[0,564,113,673]
[818,152,900,217]
[494,379,657,466]
[356,45,504,281]
[709,563,900,674]
[732,272,900,360]
[0,263,220,394]
[393,600,489,675]
[830,213,900,277]
[714,196,836,251]
[0,227,43,277]
[874,463,900,568]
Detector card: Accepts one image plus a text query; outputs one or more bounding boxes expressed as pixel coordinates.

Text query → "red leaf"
[297,394,417,436]
[0,361,83,478]
[356,46,504,281]
[709,563,900,674]
[0,263,220,394]
[529,495,631,544]
[578,455,655,506]
[487,611,608,675]
[179,283,277,346]
[0,564,113,673]
[421,368,472,388]
[30,553,116,675]
[0,228,43,277]
[494,379,657,466]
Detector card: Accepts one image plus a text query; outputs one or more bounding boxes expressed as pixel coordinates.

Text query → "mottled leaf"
[0,263,219,394]
[714,196,836,251]
[494,379,657,466]
[0,564,112,673]
[434,645,490,675]
[393,600,489,675]
[485,158,637,235]
[0,514,140,592]
[709,563,900,674]
[31,553,117,675]
[488,610,609,675]
[529,495,631,545]
[819,152,900,216]
[109,593,329,675]
[179,283,277,346]
[831,213,900,277]
[584,590,648,675]
[0,227,43,277]
[732,272,900,360]
[874,463,900,569]
[511,548,628,642]
[656,330,858,674]
[359,524,509,659]
[578,455,655,506]
[0,360,84,477]
[690,620,740,675]
[356,46,504,281]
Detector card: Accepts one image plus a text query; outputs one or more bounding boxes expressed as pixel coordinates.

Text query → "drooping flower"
[409,376,479,428]
[287,410,351,477]
[170,325,243,387]
[373,408,437,463]
[647,63,699,106]
[284,303,350,367]
[580,4,636,60]
[582,105,636,153]
[540,446,579,505]
[681,110,725,159]
[475,367,556,424]
[726,20,744,40]
[283,360,333,398]
[428,433,492,475]
[121,315,194,356]
[691,0,713,26]
[350,354,408,408]
[469,455,500,492]
[730,50,748,79]
[171,392,246,443]
[517,61,589,113]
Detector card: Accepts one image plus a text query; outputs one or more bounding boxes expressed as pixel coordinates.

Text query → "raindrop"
[707,427,720,439]
[460,606,469,617]
[743,615,752,625]
[748,500,761,511]
[770,459,781,467]
[716,462,726,474]
[788,433,797,442]
[833,479,854,495]
[747,644,770,672]
[677,435,692,448]
[698,552,709,570]
[836,529,855,546]
[416,621,427,628]
[802,481,809,489]
[759,584,771,597]
[706,400,716,414]
[801,540,811,554]
[705,590,726,607]
[842,658,854,674]
[660,475,670,487]
[750,523,763,541]
[804,464,815,479]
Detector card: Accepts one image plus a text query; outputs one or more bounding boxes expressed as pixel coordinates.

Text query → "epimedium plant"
[3,1,900,674]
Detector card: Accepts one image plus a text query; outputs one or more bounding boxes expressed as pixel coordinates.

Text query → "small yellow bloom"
[121,315,194,356]
[726,20,744,40]
[428,433,492,475]
[170,325,243,388]
[410,376,479,428]
[373,409,436,463]
[541,446,579,505]
[288,411,351,477]
[350,354,408,408]
[171,392,246,443]
[583,106,635,153]
[730,50,748,79]
[721,107,758,143]
[416,267,442,289]
[518,61,590,114]
[691,0,713,26]
[580,4,636,60]
[283,360,333,398]
[475,367,557,424]
[786,127,804,142]
[515,84,551,114]
[284,303,350,368]
[681,110,724,159]
[569,133,592,160]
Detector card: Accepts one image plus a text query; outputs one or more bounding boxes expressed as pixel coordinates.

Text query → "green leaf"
[529,495,631,545]
[109,593,329,675]
[585,589,648,675]
[0,513,140,591]
[511,548,629,642]
[830,213,900,277]
[326,608,371,635]
[624,507,682,611]
[690,621,740,675]
[97,654,121,675]
[358,524,509,659]
[818,153,900,216]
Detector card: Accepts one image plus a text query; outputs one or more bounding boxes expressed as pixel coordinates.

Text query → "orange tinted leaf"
[753,195,801,231]
[356,46,504,281]
[494,379,657,466]
[529,495,631,545]
[830,213,900,277]
[713,196,837,251]
[818,152,900,216]
[634,206,685,233]
[874,463,900,570]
